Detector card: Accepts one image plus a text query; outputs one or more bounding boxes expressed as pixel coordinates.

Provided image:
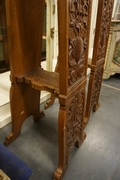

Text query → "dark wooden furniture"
[4,0,92,179]
[0,0,9,73]
[84,0,114,125]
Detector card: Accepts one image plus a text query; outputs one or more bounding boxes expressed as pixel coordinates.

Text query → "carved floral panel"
[65,88,85,165]
[90,65,103,108]
[97,0,114,61]
[68,0,91,86]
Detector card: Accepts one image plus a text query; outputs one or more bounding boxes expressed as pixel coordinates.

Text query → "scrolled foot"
[4,132,20,146]
[53,167,66,180]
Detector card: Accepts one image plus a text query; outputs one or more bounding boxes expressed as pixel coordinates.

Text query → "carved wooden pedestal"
[4,0,92,179]
[84,0,114,126]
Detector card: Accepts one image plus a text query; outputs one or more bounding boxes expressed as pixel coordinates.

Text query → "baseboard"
[0,115,11,129]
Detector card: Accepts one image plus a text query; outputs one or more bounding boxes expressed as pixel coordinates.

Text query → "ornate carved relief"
[68,0,91,86]
[91,66,103,108]
[97,0,114,61]
[65,89,85,164]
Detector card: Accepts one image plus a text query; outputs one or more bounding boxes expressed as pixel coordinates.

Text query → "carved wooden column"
[84,0,114,126]
[54,0,92,179]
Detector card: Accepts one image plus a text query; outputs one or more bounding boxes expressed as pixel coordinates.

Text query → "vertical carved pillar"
[85,0,114,125]
[54,0,92,179]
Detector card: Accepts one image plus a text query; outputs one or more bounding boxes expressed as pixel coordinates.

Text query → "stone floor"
[0,74,120,180]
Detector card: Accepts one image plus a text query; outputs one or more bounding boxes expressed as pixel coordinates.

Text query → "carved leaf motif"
[71,37,84,62]
[97,0,114,61]
[69,69,77,85]
[68,0,90,86]
[68,36,86,85]
[65,90,85,165]
[77,63,85,77]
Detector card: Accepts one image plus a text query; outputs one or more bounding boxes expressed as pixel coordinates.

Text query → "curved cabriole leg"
[4,81,44,146]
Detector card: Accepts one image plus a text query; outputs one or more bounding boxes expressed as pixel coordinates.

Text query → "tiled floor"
[0,74,120,180]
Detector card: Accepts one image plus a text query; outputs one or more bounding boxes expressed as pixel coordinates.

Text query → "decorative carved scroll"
[68,0,91,86]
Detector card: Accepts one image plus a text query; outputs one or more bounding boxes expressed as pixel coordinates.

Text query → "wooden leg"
[54,89,86,180]
[53,108,67,180]
[4,82,44,146]
[84,66,103,128]
[54,110,86,180]
[44,93,56,109]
